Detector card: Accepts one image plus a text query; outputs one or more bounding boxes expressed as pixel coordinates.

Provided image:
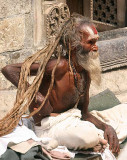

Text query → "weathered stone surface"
[90,68,127,103]
[97,28,127,71]
[0,73,15,90]
[9,49,34,64]
[99,27,127,41]
[24,13,34,48]
[0,54,10,69]
[0,49,33,69]
[0,16,25,53]
[0,0,31,19]
[116,91,127,103]
[0,90,16,119]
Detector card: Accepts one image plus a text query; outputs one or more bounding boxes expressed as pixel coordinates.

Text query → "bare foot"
[93,139,107,153]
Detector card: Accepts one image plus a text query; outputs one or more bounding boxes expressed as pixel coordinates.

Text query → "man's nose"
[92,45,98,52]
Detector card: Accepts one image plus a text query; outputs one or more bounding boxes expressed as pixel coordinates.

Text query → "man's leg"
[54,125,100,150]
[35,109,107,151]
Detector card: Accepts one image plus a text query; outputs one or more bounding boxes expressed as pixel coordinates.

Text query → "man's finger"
[112,139,120,153]
[104,132,108,141]
[112,138,117,153]
[109,136,114,151]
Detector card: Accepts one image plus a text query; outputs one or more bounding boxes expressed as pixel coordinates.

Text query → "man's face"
[79,24,99,55]
[76,24,101,85]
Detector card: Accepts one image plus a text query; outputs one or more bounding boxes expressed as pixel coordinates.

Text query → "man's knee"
[72,127,99,150]
[55,126,99,150]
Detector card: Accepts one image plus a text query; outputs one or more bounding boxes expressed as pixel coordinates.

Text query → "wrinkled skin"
[2,24,120,153]
[104,125,120,154]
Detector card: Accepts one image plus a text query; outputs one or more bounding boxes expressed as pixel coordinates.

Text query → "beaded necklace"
[70,60,87,96]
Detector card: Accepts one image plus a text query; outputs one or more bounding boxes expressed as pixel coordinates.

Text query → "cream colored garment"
[117,142,127,160]
[35,108,100,150]
[90,103,127,143]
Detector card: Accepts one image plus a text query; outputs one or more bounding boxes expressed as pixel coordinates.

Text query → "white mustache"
[89,51,99,59]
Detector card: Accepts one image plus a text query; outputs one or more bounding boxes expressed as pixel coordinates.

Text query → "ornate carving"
[46,3,70,42]
[59,3,70,24]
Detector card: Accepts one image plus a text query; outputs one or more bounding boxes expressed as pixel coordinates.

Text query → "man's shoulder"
[45,58,68,76]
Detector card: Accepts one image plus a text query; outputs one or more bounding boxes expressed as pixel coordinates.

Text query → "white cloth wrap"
[91,103,127,143]
[35,108,100,150]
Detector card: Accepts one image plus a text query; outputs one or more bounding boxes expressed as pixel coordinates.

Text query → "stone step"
[97,32,127,71]
[99,27,127,41]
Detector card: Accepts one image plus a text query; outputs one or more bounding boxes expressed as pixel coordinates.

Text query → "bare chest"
[49,71,87,112]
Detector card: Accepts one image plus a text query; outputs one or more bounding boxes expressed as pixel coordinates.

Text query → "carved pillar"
[33,0,69,49]
[45,2,70,44]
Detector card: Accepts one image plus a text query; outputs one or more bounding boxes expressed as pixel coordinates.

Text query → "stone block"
[0,90,16,119]
[0,0,31,19]
[9,49,34,64]
[0,49,33,69]
[0,54,10,69]
[97,28,127,71]
[0,16,25,53]
[99,27,127,41]
[0,73,15,90]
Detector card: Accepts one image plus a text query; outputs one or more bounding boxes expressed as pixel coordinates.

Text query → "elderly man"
[1,14,119,153]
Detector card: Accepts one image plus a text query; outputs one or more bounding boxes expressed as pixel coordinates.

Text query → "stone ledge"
[97,27,127,71]
[99,27,127,41]
[98,36,127,71]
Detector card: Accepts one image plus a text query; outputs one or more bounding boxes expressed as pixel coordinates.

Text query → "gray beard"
[76,46,102,86]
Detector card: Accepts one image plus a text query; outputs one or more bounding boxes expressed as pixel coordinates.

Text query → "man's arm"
[83,112,120,154]
[1,58,68,88]
[1,63,39,87]
[81,95,120,154]
[79,72,120,154]
[1,59,68,121]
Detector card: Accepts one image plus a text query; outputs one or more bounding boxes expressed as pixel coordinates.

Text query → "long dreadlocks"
[0,13,93,136]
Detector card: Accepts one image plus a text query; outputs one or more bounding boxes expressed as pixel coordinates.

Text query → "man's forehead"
[79,24,98,38]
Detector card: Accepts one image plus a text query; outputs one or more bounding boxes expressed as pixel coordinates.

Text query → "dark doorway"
[66,0,83,15]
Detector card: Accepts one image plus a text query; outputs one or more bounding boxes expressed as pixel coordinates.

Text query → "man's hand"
[104,125,120,154]
[33,92,53,117]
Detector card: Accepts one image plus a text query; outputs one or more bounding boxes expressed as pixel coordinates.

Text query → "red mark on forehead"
[91,25,98,34]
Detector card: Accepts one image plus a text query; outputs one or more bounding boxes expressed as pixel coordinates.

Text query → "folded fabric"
[0,146,49,160]
[91,103,127,143]
[0,118,58,157]
[117,143,127,160]
[35,108,100,150]
[89,88,121,111]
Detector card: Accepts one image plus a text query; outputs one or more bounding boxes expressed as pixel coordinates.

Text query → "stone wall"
[0,0,34,90]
